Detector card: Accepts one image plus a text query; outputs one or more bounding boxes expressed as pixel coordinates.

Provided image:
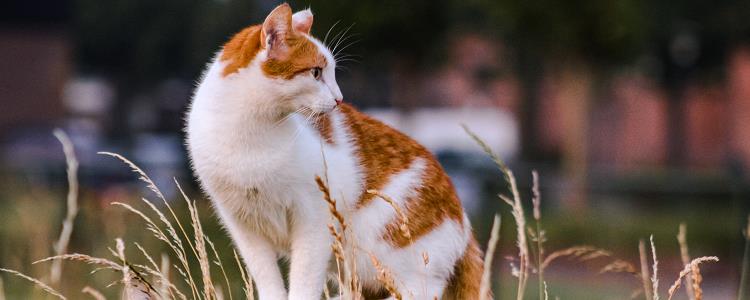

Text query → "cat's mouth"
[295,105,333,120]
[301,102,338,115]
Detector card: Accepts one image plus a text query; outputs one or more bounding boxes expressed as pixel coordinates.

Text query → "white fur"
[186,26,469,300]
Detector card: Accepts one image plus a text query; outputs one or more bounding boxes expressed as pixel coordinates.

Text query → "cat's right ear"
[261,3,293,60]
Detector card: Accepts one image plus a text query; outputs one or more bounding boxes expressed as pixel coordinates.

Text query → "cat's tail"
[443,236,492,300]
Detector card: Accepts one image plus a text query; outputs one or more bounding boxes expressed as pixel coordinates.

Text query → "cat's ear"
[261,3,293,60]
[292,9,313,34]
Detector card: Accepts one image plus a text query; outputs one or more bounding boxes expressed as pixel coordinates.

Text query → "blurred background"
[2,0,750,298]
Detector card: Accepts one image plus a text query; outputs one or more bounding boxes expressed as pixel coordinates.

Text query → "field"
[0,130,744,300]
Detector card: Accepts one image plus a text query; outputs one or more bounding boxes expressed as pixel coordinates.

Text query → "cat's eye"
[311,67,322,80]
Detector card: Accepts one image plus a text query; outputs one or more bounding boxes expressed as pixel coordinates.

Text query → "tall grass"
[463,126,720,300]
[50,129,79,285]
[0,129,733,299]
[0,130,253,299]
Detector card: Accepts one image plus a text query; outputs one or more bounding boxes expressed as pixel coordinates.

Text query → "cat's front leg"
[215,206,288,300]
[287,205,333,300]
[235,230,288,300]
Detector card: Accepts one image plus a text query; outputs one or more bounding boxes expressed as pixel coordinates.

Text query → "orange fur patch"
[444,237,487,299]
[220,4,324,78]
[338,104,464,248]
[313,113,335,144]
[261,35,326,79]
[383,158,464,248]
[220,25,263,77]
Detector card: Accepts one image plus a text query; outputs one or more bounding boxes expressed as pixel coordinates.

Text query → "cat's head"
[218,3,342,115]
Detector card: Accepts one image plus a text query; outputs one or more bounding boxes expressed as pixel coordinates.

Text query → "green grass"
[0,130,741,299]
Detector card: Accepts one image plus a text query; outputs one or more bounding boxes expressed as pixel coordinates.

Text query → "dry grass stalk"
[112,201,198,299]
[367,189,412,242]
[465,125,529,299]
[36,251,187,299]
[600,259,639,276]
[98,152,165,200]
[666,257,718,300]
[498,171,529,300]
[179,182,217,300]
[134,243,160,272]
[233,250,255,300]
[328,221,347,295]
[650,235,660,300]
[369,254,402,300]
[82,286,106,300]
[102,152,201,299]
[541,245,639,279]
[50,129,80,285]
[479,214,501,300]
[531,171,541,225]
[159,254,172,300]
[461,125,511,179]
[676,223,695,300]
[316,176,347,231]
[690,263,705,300]
[34,253,120,270]
[134,243,184,298]
[0,268,67,299]
[316,175,363,299]
[640,239,654,300]
[206,238,232,300]
[541,246,612,270]
[31,150,258,300]
[106,152,248,300]
[530,170,546,300]
[114,238,158,300]
[329,220,362,299]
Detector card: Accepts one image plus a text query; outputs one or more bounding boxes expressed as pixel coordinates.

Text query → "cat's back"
[333,103,465,246]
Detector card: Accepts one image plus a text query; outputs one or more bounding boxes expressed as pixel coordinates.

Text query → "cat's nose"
[335,98,343,105]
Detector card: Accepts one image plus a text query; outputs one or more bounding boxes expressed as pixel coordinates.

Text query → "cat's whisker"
[326,27,345,50]
[334,53,361,60]
[331,24,355,56]
[335,57,361,64]
[333,36,360,58]
[334,31,358,49]
[335,58,360,65]
[323,20,341,46]
[290,108,317,144]
[334,55,362,68]
[328,23,352,51]
[310,114,322,131]
[273,107,306,128]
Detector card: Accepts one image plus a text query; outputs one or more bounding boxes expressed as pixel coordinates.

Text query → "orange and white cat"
[186,4,486,300]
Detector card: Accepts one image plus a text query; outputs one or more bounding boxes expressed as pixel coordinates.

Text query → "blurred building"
[0,0,71,138]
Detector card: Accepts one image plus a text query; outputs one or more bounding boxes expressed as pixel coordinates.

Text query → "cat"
[185,3,486,299]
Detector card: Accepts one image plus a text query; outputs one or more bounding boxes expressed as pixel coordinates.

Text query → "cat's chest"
[190,114,362,208]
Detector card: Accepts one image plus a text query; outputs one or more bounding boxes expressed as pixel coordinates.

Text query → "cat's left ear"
[292,9,313,34]
[261,3,293,60]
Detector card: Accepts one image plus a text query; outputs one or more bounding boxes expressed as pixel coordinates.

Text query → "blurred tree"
[71,0,750,146]
[74,0,261,88]
[437,0,750,209]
